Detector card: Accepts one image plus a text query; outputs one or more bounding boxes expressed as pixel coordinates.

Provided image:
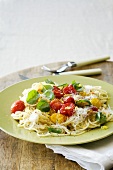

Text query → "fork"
[41,56,110,73]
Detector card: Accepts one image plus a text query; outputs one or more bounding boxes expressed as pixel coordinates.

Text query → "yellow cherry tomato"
[90,98,101,108]
[50,113,67,124]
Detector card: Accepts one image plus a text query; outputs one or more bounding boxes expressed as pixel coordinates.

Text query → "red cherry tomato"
[60,102,75,116]
[63,96,75,104]
[50,99,62,112]
[90,106,98,111]
[11,100,25,113]
[53,86,64,99]
[63,84,76,94]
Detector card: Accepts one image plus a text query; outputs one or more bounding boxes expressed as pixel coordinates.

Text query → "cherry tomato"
[60,102,75,116]
[90,106,98,111]
[50,99,62,112]
[63,84,76,94]
[63,96,75,104]
[52,86,64,99]
[11,100,25,113]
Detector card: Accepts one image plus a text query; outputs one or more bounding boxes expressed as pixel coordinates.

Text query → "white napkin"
[46,135,113,170]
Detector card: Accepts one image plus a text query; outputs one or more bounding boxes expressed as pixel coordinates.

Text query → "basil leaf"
[76,99,91,107]
[37,99,50,112]
[44,90,55,100]
[72,80,83,91]
[96,112,106,124]
[48,127,62,133]
[45,79,55,84]
[26,90,40,104]
[58,83,68,88]
[43,85,53,91]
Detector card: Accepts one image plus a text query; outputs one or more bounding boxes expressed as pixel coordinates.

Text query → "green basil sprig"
[26,90,40,104]
[96,112,106,124]
[45,79,55,84]
[37,99,50,112]
[76,99,91,107]
[43,84,53,90]
[43,90,55,100]
[57,83,68,88]
[48,127,62,133]
[72,80,83,91]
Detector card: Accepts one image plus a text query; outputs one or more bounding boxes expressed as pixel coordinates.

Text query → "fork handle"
[59,68,102,76]
[76,56,110,67]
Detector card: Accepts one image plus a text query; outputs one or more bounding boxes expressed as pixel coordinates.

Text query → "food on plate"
[11,79,113,136]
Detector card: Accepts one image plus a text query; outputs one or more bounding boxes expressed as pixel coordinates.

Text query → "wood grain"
[0,61,113,170]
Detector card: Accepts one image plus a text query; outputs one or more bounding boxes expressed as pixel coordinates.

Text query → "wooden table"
[0,61,113,170]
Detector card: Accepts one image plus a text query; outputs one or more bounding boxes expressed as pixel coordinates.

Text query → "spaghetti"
[11,79,113,137]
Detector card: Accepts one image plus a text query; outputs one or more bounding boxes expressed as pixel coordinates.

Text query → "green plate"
[0,75,113,145]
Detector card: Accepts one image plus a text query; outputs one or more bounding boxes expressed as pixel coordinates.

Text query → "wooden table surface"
[0,61,113,170]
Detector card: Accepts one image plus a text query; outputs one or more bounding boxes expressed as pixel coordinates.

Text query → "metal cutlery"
[41,56,110,73]
[42,61,76,73]
[19,56,110,80]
